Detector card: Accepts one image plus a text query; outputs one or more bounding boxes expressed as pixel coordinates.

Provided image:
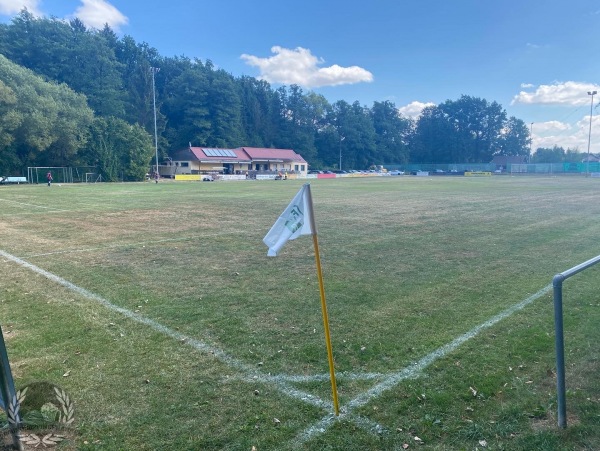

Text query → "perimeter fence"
[386,162,600,175]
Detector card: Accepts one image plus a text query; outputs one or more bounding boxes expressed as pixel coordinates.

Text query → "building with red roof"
[163,145,308,178]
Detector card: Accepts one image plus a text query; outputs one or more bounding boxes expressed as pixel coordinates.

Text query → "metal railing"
[552,254,600,428]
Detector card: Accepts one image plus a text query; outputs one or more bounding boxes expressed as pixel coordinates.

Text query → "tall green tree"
[496,116,530,156]
[237,76,280,147]
[0,10,69,80]
[162,64,211,149]
[532,146,566,163]
[412,96,507,163]
[206,66,243,147]
[115,37,161,128]
[82,116,154,181]
[329,100,377,169]
[441,95,506,162]
[371,101,412,164]
[276,85,318,161]
[64,19,126,118]
[410,105,446,163]
[0,54,93,171]
[0,13,126,119]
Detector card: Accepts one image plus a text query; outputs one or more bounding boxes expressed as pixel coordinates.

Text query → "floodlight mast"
[586,90,597,176]
[151,67,160,179]
[529,122,533,162]
[339,135,345,171]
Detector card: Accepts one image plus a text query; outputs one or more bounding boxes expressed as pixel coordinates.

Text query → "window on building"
[301,165,305,171]
[181,162,189,167]
[294,165,299,171]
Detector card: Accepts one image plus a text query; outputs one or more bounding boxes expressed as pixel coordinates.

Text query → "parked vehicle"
[389,170,405,175]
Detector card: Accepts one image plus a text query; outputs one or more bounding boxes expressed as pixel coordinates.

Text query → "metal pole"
[305,184,340,416]
[151,67,160,179]
[0,326,22,449]
[552,253,600,428]
[529,122,533,162]
[586,91,596,176]
[339,136,345,171]
[552,275,567,428]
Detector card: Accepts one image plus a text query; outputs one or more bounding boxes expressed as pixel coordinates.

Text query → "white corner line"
[1,247,554,446]
[0,249,329,410]
[291,284,553,447]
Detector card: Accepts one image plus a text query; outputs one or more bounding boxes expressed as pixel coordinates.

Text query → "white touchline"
[0,199,67,211]
[291,284,553,447]
[260,371,386,383]
[22,235,214,258]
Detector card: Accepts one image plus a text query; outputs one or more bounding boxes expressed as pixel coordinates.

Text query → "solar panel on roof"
[203,148,237,157]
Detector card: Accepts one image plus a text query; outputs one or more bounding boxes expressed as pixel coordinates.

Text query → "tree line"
[0,11,532,180]
[531,145,585,163]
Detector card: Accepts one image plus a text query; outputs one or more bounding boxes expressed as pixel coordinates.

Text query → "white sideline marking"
[0,249,329,411]
[0,198,69,212]
[261,371,385,383]
[291,284,553,446]
[19,232,245,258]
[21,235,220,258]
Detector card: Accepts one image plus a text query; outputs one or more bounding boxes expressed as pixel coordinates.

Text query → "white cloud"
[240,46,373,88]
[533,120,572,134]
[398,101,435,119]
[71,0,128,31]
[512,81,600,106]
[0,0,42,16]
[520,83,534,89]
[532,117,600,153]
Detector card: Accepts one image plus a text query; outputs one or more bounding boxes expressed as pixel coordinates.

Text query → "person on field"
[46,172,53,186]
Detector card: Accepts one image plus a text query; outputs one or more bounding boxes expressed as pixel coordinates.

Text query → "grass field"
[0,176,599,450]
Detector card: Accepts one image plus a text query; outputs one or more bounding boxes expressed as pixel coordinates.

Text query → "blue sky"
[2,0,600,154]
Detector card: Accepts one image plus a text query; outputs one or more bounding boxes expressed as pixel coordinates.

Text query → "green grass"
[0,176,599,450]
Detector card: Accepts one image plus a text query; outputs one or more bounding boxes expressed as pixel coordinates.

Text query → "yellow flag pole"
[304,184,340,416]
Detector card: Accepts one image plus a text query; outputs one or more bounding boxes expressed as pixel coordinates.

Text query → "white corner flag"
[263,184,313,257]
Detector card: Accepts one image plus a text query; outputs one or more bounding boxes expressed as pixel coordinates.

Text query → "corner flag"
[263,184,313,257]
[262,183,340,416]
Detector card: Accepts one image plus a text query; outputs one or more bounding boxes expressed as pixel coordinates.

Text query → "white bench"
[0,176,28,184]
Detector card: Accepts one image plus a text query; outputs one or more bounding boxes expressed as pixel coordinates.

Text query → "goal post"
[27,167,72,184]
[26,167,100,183]
[85,173,103,183]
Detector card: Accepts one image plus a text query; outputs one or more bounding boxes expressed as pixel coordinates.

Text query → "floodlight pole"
[151,67,160,179]
[339,136,345,171]
[529,122,533,162]
[586,91,596,176]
